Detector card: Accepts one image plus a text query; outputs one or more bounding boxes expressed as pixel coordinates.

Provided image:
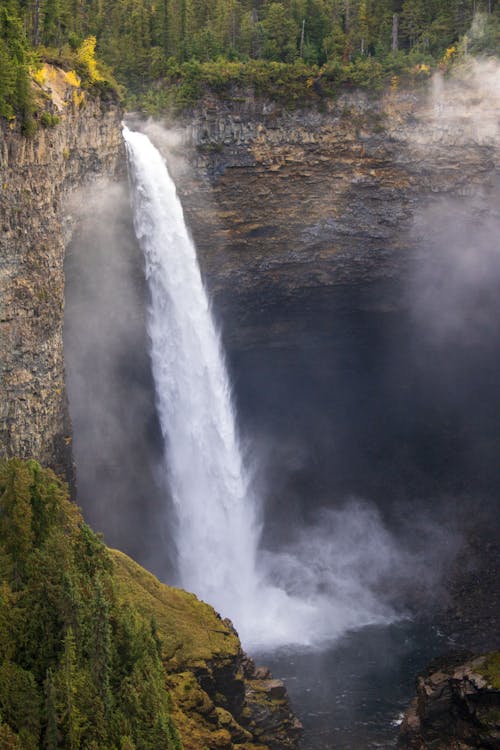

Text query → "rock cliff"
[398,652,500,750]
[149,63,498,349]
[0,65,124,479]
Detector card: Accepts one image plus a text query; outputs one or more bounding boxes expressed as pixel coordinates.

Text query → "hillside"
[0,459,301,750]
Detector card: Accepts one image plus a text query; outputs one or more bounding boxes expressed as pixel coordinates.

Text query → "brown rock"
[398,652,500,750]
[0,66,124,482]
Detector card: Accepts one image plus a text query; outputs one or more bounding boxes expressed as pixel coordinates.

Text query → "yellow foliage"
[76,36,104,82]
[72,88,85,108]
[439,45,457,70]
[64,69,81,88]
[390,74,399,91]
[31,66,46,86]
[306,76,314,88]
[413,63,431,77]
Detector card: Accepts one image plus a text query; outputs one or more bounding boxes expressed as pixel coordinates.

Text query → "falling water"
[123,127,399,649]
[122,126,261,600]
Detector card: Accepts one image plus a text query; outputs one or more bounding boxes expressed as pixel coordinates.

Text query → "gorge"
[1,59,499,749]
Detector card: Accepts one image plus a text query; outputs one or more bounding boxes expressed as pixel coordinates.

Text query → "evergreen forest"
[0,459,182,750]
[0,0,499,123]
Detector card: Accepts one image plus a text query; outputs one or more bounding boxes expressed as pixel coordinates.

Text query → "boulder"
[398,652,500,750]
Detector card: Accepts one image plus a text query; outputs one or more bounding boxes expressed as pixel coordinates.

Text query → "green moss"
[40,111,60,128]
[111,549,240,671]
[477,651,500,689]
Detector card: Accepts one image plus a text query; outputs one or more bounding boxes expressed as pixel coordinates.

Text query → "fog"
[64,180,176,579]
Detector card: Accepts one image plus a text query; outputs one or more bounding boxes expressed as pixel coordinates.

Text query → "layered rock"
[0,66,124,479]
[398,652,500,749]
[149,64,498,349]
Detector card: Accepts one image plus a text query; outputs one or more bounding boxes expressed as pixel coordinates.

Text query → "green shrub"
[40,111,60,128]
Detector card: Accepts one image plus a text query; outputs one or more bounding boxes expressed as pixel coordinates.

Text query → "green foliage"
[2,1,499,121]
[40,111,61,127]
[0,459,182,750]
[261,3,299,62]
[0,5,35,130]
[478,651,500,690]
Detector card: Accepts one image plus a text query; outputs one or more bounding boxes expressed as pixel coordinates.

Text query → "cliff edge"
[0,65,124,480]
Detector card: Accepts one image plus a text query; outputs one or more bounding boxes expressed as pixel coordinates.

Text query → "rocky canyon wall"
[137,65,499,573]
[151,62,498,349]
[0,67,124,478]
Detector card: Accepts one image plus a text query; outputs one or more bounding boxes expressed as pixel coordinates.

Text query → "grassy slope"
[111,549,255,750]
[111,548,240,671]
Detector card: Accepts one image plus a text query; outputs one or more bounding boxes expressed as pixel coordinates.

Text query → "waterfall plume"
[123,126,405,650]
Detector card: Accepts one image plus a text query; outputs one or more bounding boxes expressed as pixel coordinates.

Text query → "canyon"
[0,62,498,749]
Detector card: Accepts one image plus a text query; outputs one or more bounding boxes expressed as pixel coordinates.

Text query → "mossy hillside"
[111,548,240,673]
[0,458,183,750]
[0,459,301,750]
[166,671,233,750]
[477,651,500,690]
[111,551,257,750]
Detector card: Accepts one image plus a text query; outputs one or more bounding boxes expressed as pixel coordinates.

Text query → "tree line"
[0,0,499,124]
[0,459,182,750]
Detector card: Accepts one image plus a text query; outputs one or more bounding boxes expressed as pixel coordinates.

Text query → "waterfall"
[122,126,261,604]
[123,127,398,650]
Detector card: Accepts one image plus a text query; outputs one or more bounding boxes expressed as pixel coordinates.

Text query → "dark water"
[256,621,449,750]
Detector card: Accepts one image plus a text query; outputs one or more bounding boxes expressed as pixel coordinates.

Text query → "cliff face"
[398,652,500,750]
[154,66,498,349]
[0,66,124,479]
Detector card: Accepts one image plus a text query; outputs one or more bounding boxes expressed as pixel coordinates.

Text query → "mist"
[64,59,498,653]
[409,196,499,344]
[64,179,175,579]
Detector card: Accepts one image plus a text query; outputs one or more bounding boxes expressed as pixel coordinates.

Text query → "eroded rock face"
[148,67,498,350]
[398,653,500,750]
[0,68,124,479]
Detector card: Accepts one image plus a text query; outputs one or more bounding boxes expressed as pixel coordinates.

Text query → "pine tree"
[43,670,58,750]
[56,628,84,750]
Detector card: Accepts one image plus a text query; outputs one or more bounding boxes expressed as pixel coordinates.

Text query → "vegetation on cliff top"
[0,458,184,750]
[1,0,499,124]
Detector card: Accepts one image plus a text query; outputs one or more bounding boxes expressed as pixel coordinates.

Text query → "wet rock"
[398,652,500,749]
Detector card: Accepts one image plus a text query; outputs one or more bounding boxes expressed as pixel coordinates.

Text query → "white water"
[123,127,401,649]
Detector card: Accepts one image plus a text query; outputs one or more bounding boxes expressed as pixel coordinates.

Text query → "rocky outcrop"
[240,660,302,749]
[0,66,124,479]
[112,549,301,750]
[398,652,500,750]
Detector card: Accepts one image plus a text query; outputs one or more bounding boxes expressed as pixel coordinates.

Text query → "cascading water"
[122,127,260,601]
[123,127,399,649]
